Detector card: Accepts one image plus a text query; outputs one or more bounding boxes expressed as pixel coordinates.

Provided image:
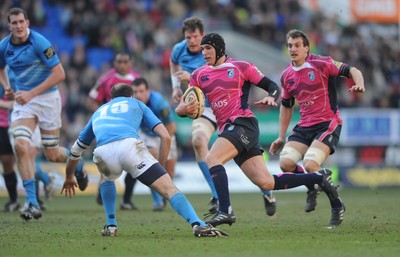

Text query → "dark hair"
[7,7,28,23]
[111,83,133,99]
[131,77,149,89]
[114,51,131,61]
[286,29,310,49]
[182,17,204,35]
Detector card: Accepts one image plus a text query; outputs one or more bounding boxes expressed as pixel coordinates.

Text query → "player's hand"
[4,87,14,100]
[175,70,191,82]
[172,87,183,103]
[348,84,365,93]
[175,96,199,117]
[254,96,278,107]
[15,90,33,105]
[269,138,284,155]
[61,178,78,198]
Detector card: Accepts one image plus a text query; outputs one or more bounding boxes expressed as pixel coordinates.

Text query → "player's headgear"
[201,33,225,63]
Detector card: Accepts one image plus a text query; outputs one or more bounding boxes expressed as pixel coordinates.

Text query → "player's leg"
[93,142,125,236]
[0,127,19,212]
[36,91,88,191]
[11,118,41,220]
[138,163,227,237]
[203,137,238,226]
[192,111,219,213]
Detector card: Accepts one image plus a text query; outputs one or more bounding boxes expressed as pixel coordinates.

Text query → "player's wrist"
[171,74,181,89]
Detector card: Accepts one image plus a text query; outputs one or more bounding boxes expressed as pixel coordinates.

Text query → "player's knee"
[303,159,322,172]
[191,132,206,150]
[12,125,33,144]
[41,134,60,148]
[303,147,326,171]
[279,146,302,172]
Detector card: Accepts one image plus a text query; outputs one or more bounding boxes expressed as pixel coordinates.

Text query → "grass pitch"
[1,188,399,257]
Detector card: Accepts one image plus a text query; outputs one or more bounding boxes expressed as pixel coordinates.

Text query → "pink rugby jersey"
[0,98,9,128]
[280,54,346,127]
[89,68,141,103]
[190,57,264,133]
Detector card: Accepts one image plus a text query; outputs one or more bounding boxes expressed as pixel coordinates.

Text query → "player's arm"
[254,77,280,106]
[0,67,13,99]
[269,97,294,155]
[348,67,365,93]
[0,99,14,110]
[170,59,184,103]
[17,63,65,105]
[153,123,171,167]
[61,122,93,197]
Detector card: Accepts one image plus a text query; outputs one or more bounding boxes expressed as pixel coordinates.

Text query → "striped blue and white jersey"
[0,29,60,94]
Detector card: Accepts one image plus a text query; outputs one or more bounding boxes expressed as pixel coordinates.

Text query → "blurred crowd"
[1,0,399,150]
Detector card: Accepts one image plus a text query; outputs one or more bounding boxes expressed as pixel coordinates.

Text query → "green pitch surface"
[1,188,399,257]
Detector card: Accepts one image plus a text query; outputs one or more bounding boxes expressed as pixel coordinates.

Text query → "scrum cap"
[201,33,225,63]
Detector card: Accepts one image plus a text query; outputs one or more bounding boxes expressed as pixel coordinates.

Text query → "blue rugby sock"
[169,192,205,227]
[261,190,272,197]
[100,181,117,226]
[198,161,218,199]
[35,162,51,185]
[150,189,164,208]
[23,179,39,207]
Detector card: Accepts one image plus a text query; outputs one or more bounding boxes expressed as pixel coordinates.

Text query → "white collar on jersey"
[291,61,313,71]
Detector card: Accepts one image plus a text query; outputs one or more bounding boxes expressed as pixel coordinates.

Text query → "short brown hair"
[111,83,133,99]
[286,29,310,48]
[182,17,204,35]
[7,7,28,23]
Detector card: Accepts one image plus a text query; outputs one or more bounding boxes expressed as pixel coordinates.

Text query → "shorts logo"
[227,69,234,78]
[240,134,249,145]
[137,162,146,169]
[308,71,315,81]
[43,47,55,59]
[227,125,235,131]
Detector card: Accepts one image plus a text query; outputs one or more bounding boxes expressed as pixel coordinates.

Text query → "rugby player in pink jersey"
[175,33,344,229]
[269,29,365,214]
[88,52,142,210]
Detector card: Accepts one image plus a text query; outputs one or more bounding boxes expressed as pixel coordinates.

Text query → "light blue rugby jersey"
[78,96,162,147]
[171,39,205,74]
[140,91,174,137]
[0,30,60,94]
[170,39,210,107]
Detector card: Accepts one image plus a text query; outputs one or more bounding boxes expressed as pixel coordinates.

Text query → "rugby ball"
[183,86,205,119]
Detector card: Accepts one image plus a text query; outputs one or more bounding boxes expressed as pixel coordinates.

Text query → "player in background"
[88,51,141,210]
[61,83,228,238]
[1,68,56,211]
[170,17,277,216]
[132,78,177,211]
[0,8,87,220]
[175,33,344,229]
[269,29,365,213]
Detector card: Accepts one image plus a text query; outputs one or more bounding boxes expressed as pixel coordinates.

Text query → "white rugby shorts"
[93,138,158,181]
[11,90,62,131]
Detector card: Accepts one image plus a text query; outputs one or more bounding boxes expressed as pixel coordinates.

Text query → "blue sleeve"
[140,101,162,131]
[0,40,6,68]
[33,33,60,69]
[78,118,95,145]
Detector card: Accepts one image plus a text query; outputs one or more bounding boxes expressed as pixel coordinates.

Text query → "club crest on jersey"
[308,71,315,81]
[43,47,55,59]
[227,69,234,78]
